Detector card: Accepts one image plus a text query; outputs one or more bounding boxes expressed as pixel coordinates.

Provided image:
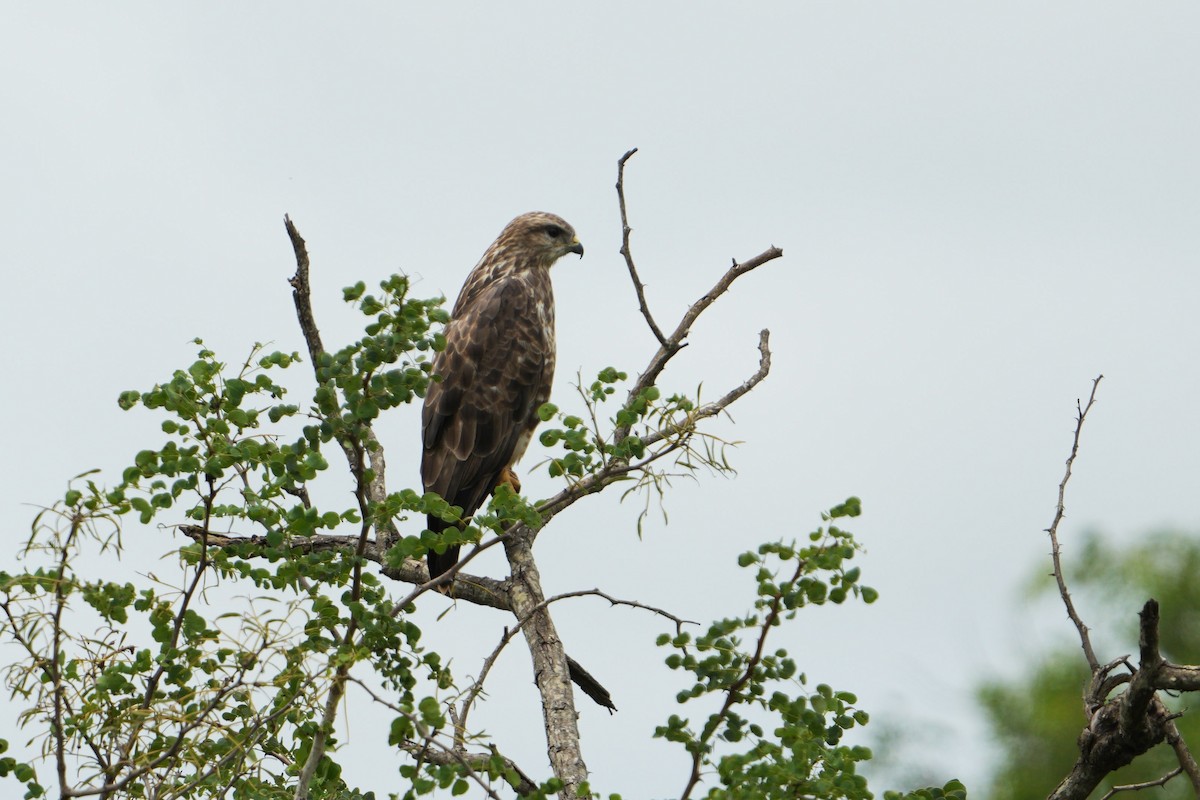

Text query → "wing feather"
[421,275,553,529]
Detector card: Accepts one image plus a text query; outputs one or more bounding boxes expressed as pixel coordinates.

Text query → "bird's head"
[499,211,584,268]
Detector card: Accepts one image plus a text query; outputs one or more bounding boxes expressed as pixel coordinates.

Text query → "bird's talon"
[499,467,522,494]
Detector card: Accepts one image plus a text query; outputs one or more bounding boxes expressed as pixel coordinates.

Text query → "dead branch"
[1051,600,1200,800]
[285,216,399,550]
[1046,374,1103,671]
[616,148,668,347]
[1099,768,1183,800]
[614,247,781,449]
[1165,720,1200,795]
[1045,378,1200,800]
[285,216,325,364]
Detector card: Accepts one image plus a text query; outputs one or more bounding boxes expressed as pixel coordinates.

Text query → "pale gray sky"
[3,3,1200,796]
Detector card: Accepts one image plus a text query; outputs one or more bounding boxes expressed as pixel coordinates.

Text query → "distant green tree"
[979,531,1200,800]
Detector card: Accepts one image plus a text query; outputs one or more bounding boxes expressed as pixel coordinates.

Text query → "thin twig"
[616,148,668,347]
[1164,719,1200,795]
[1046,374,1103,671]
[613,247,781,451]
[458,587,692,731]
[1099,767,1183,800]
[347,676,537,797]
[637,329,772,451]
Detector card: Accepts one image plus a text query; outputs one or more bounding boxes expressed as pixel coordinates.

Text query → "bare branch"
[1157,665,1200,692]
[1099,767,1183,800]
[615,247,782,448]
[1123,601,1164,732]
[1164,720,1200,795]
[285,215,325,364]
[1046,374,1104,671]
[616,148,668,347]
[540,588,694,633]
[1052,600,1172,800]
[639,329,772,452]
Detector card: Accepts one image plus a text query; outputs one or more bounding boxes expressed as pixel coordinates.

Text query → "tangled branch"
[1046,377,1200,800]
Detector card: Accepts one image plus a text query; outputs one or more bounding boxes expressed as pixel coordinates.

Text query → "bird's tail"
[426,515,461,581]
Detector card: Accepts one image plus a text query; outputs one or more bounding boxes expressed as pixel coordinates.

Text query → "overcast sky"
[3,3,1200,796]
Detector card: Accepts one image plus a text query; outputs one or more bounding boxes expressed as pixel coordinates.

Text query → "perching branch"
[278,158,783,800]
[501,531,588,798]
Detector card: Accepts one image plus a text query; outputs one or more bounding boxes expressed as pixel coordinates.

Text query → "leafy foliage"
[0,271,961,799]
[1,278,459,799]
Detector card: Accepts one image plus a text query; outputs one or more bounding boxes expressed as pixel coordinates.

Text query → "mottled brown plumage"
[422,212,583,580]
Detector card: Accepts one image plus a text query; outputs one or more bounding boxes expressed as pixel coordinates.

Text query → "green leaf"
[828,496,862,519]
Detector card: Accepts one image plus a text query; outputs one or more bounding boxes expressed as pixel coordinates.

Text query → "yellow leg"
[497,466,522,494]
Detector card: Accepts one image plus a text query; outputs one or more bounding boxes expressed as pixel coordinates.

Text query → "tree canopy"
[0,155,968,800]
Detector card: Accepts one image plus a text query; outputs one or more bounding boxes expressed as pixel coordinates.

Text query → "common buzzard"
[422,212,583,580]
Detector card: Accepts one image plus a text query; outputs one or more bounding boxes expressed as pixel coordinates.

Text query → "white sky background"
[3,3,1200,796]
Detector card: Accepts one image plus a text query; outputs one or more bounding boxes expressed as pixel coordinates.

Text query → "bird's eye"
[544,224,565,239]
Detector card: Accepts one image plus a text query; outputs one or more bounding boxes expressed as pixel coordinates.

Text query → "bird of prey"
[421,211,583,581]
